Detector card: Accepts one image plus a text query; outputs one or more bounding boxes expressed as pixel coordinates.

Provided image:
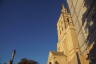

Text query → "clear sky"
[0,0,67,64]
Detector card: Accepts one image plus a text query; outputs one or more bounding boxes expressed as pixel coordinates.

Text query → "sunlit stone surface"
[47,0,96,63]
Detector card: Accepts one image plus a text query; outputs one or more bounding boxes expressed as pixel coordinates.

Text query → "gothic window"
[60,30,61,35]
[67,18,69,24]
[62,27,63,31]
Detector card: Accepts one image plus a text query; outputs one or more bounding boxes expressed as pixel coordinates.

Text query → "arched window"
[62,27,63,31]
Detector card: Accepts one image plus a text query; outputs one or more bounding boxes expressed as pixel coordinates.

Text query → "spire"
[61,4,67,13]
[62,4,65,10]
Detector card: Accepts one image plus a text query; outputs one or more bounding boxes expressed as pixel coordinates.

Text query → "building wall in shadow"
[83,0,96,63]
[67,0,96,63]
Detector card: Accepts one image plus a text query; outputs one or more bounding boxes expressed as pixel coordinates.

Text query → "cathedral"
[47,0,96,64]
[47,5,89,64]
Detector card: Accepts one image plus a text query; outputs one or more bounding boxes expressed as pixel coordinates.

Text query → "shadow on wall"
[82,0,96,63]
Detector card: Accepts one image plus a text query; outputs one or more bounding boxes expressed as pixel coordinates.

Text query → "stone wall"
[67,0,96,63]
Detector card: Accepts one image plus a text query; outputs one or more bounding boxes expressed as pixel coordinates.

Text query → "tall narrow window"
[60,30,61,35]
[67,18,69,24]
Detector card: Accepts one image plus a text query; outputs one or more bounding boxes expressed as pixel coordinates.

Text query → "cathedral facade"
[47,6,89,64]
[47,0,96,64]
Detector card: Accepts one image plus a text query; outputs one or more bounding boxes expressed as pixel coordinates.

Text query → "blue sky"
[0,0,67,64]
